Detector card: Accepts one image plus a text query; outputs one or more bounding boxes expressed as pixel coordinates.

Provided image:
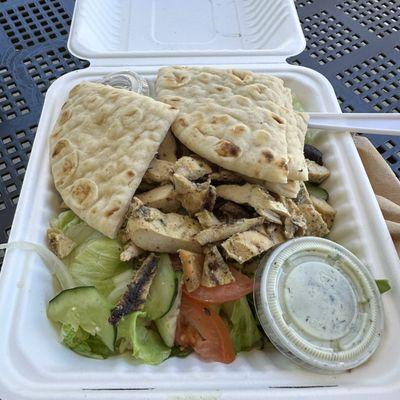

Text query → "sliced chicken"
[120,242,144,262]
[295,184,329,237]
[306,159,330,184]
[232,171,300,199]
[221,230,274,264]
[310,195,336,229]
[47,228,76,259]
[195,216,265,246]
[172,174,216,215]
[109,253,158,325]
[265,224,286,245]
[201,245,235,287]
[218,201,251,223]
[127,198,202,253]
[210,168,245,184]
[195,210,220,228]
[216,183,288,223]
[174,156,212,181]
[143,158,174,184]
[136,184,180,213]
[280,197,307,239]
[283,218,296,240]
[178,249,204,292]
[158,131,177,163]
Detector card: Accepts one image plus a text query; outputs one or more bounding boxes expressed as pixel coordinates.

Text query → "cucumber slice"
[156,272,183,347]
[143,254,177,320]
[305,182,329,201]
[48,286,115,351]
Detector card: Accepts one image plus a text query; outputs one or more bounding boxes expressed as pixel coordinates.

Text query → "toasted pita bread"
[50,81,178,238]
[156,66,309,182]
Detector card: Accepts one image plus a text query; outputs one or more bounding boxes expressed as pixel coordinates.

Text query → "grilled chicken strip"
[174,156,212,181]
[47,228,76,259]
[136,184,180,213]
[201,245,235,287]
[127,198,202,253]
[306,159,330,184]
[216,183,288,223]
[221,230,274,264]
[172,174,216,215]
[143,158,174,184]
[195,210,221,228]
[295,183,329,237]
[109,253,159,326]
[195,216,265,246]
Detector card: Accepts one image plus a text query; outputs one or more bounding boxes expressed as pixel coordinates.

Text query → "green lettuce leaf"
[115,315,132,354]
[61,324,113,359]
[131,312,171,365]
[69,237,130,297]
[292,95,305,112]
[223,297,262,353]
[51,210,98,246]
[116,312,171,364]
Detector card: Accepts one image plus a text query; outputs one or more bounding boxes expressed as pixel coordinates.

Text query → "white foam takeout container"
[0,0,399,399]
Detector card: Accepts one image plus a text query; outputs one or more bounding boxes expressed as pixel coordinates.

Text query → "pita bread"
[173,101,289,183]
[156,66,309,182]
[50,81,178,239]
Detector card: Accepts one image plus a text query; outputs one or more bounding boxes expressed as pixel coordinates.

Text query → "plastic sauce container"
[99,71,149,95]
[254,237,383,373]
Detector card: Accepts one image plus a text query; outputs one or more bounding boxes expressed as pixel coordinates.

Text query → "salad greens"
[69,237,130,298]
[130,311,171,365]
[223,297,262,353]
[61,324,113,359]
[43,211,264,363]
[51,210,98,246]
[116,312,171,364]
[47,286,115,358]
[52,211,131,298]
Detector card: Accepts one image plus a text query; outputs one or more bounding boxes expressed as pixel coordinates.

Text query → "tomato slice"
[175,294,235,364]
[184,268,254,304]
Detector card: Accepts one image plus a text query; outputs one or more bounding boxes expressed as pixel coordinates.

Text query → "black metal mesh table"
[0,0,399,268]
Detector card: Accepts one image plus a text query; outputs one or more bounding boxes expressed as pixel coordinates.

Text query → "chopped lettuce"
[291,95,316,144]
[116,312,171,364]
[47,286,115,358]
[69,237,131,298]
[61,324,113,359]
[51,210,97,246]
[292,95,305,112]
[115,315,132,353]
[50,210,132,299]
[131,312,171,365]
[223,297,261,353]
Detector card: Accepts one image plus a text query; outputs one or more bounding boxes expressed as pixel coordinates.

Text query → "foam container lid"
[0,1,399,399]
[68,0,306,65]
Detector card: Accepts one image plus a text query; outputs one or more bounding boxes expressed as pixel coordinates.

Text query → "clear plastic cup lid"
[254,237,383,373]
[99,71,149,96]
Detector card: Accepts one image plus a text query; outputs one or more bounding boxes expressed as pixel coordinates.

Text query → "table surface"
[0,0,399,268]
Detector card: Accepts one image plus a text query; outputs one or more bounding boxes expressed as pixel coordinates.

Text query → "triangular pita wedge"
[156,66,309,182]
[50,81,178,238]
